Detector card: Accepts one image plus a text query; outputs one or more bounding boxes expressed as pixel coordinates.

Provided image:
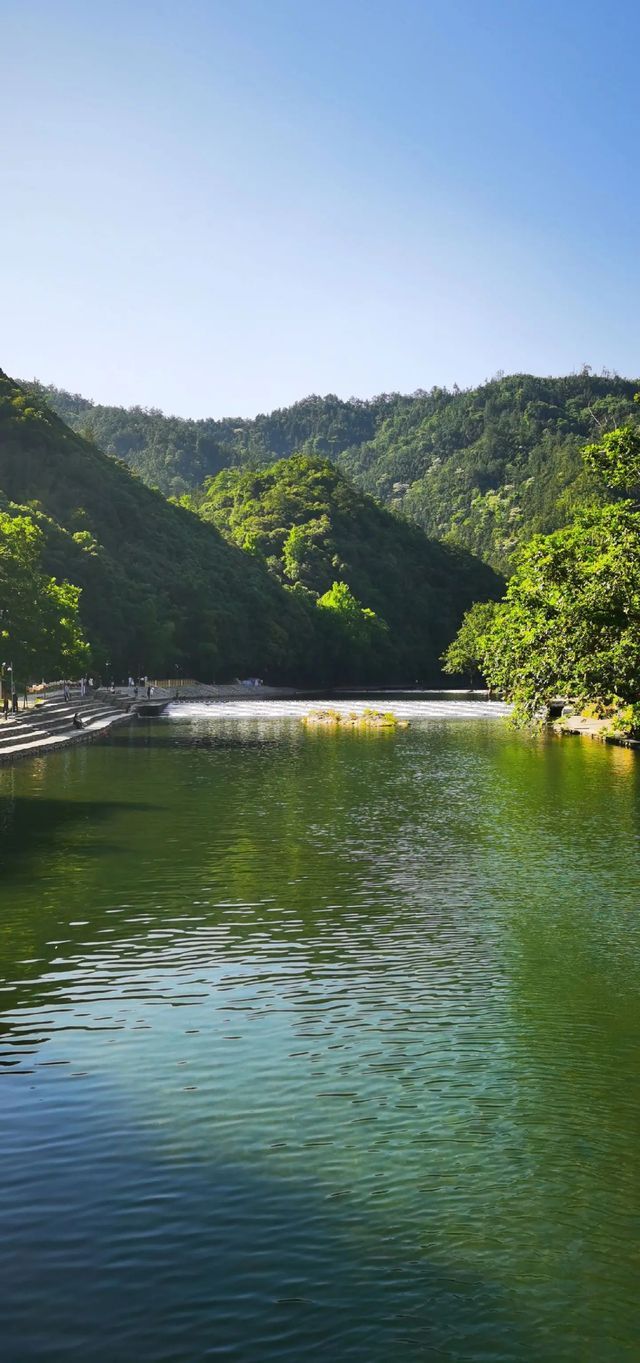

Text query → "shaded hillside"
[1,373,498,684]
[339,372,639,570]
[30,384,384,498]
[0,371,308,680]
[33,372,639,570]
[188,455,502,683]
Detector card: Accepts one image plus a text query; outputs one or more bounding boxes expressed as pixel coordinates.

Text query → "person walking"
[11,689,18,714]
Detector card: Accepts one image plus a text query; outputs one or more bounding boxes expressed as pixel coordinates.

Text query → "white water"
[166,696,511,721]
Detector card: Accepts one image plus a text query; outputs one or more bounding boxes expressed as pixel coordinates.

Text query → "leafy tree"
[582,422,640,492]
[317,580,387,644]
[282,516,333,587]
[190,453,501,683]
[441,600,498,686]
[316,581,389,684]
[483,505,640,720]
[463,418,640,720]
[0,510,88,682]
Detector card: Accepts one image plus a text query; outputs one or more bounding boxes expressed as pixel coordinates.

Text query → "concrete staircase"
[0,694,131,763]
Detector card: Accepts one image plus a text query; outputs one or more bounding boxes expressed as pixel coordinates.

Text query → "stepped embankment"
[0,693,131,764]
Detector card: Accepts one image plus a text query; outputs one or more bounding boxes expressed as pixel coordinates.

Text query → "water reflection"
[0,707,638,1361]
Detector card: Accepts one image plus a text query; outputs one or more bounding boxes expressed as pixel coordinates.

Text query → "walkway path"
[0,693,131,764]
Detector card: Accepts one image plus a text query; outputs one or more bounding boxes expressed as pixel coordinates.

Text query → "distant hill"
[188,454,501,682]
[31,372,639,570]
[0,370,308,681]
[1,373,496,683]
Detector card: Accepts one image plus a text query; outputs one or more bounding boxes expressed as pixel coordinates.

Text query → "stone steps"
[0,698,131,763]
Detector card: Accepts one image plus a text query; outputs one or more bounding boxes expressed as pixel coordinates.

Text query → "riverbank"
[0,687,505,765]
[0,693,131,764]
[554,712,640,750]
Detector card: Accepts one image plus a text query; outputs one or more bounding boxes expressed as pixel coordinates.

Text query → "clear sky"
[2,0,639,416]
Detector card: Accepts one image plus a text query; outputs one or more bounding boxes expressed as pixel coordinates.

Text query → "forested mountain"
[0,371,308,681]
[187,454,501,682]
[1,372,495,684]
[32,372,639,570]
[29,384,384,498]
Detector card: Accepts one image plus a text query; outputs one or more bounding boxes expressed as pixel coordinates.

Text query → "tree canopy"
[441,601,498,687]
[32,371,640,571]
[0,371,310,681]
[0,511,88,684]
[444,417,640,720]
[186,453,502,683]
[1,374,497,685]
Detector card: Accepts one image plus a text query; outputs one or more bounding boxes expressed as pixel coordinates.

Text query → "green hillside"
[32,372,639,570]
[187,454,501,682]
[0,371,308,680]
[1,373,496,684]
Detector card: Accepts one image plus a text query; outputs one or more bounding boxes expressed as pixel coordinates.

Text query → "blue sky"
[2,0,639,416]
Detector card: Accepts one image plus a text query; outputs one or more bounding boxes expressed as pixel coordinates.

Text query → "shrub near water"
[302,708,408,731]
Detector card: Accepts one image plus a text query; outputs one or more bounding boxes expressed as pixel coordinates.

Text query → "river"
[1,698,638,1361]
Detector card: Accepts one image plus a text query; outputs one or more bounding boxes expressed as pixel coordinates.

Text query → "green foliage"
[441,600,498,685]
[582,423,640,491]
[443,414,640,719]
[28,385,382,496]
[316,580,384,636]
[605,702,640,737]
[483,504,640,720]
[0,373,499,686]
[316,581,389,682]
[282,516,332,586]
[0,370,311,681]
[0,510,88,682]
[189,454,502,683]
[32,372,640,570]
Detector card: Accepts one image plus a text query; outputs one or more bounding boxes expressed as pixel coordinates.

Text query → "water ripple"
[0,710,638,1361]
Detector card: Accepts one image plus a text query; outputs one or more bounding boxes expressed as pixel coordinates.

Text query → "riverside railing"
[149,678,200,689]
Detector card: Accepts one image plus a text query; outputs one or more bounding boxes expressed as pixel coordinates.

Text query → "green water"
[1,702,639,1362]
